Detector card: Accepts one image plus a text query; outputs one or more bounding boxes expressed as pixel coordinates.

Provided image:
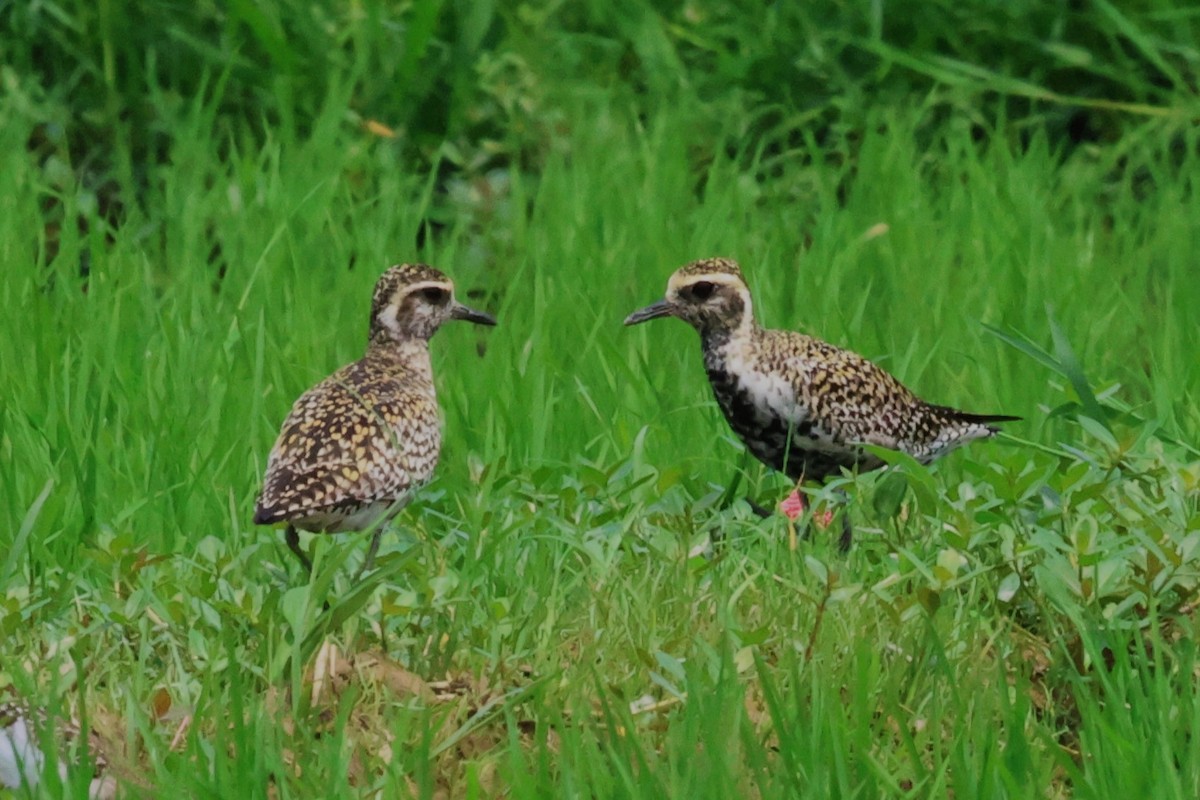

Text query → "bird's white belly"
[736,367,803,426]
[293,494,413,533]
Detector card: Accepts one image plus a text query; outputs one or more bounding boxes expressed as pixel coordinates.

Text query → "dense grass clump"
[5,0,1199,206]
[2,2,1199,797]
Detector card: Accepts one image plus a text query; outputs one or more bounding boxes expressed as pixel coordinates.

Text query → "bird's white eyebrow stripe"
[667,273,743,292]
[396,280,453,297]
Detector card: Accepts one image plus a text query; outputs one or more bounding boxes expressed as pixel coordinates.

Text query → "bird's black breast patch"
[706,366,863,482]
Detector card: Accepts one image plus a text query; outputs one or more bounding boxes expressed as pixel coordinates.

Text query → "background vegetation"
[1,0,1198,797]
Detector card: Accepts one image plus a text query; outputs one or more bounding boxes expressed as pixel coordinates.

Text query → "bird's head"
[624,257,754,336]
[369,263,497,342]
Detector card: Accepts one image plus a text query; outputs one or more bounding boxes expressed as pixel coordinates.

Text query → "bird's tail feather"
[951,411,1022,424]
[929,405,1021,434]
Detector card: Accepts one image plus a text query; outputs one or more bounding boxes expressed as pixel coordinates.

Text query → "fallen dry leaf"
[150,688,171,721]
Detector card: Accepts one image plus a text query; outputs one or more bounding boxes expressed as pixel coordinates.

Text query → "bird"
[254,263,496,574]
[624,257,1018,551]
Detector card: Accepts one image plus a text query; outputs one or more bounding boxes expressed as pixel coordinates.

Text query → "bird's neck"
[365,335,434,378]
[700,319,760,373]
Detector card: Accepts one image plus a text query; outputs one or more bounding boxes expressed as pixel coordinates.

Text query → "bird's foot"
[352,529,383,583]
[285,525,314,576]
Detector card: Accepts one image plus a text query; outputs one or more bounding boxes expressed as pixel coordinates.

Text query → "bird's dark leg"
[744,498,773,518]
[285,525,313,575]
[353,529,383,581]
[833,489,853,552]
[837,511,853,553]
[354,528,386,650]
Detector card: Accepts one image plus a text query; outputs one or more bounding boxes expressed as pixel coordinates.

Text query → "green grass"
[3,6,1200,797]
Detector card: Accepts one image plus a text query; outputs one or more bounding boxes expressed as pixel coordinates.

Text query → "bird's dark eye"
[420,287,449,304]
[690,281,716,301]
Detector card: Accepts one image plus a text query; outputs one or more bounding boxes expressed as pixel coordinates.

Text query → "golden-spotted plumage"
[255,263,496,572]
[625,257,1018,548]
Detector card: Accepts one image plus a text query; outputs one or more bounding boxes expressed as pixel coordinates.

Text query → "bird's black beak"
[623,299,673,326]
[450,302,497,326]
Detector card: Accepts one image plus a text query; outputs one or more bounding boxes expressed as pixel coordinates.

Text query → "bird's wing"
[255,376,440,523]
[778,332,920,452]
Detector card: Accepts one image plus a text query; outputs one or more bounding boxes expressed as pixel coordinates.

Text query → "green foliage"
[3,0,1199,213]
